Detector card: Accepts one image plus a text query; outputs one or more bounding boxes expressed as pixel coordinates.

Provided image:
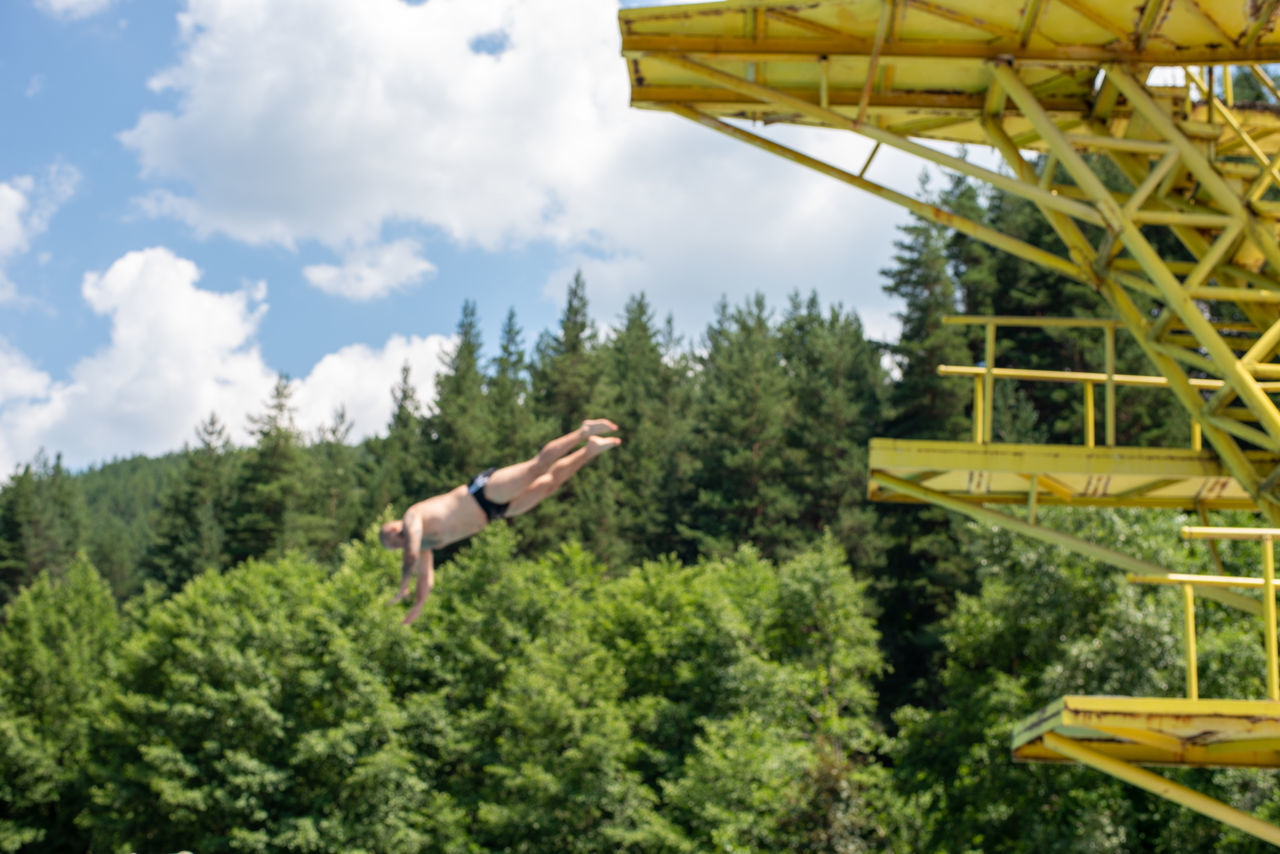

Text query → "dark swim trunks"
[468,468,509,521]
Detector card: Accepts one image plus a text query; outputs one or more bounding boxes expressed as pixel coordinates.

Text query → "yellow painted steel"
[1183,583,1198,700]
[870,469,1266,615]
[1130,572,1280,588]
[1268,536,1278,701]
[1013,695,1280,767]
[620,0,1280,843]
[938,364,1280,391]
[1130,563,1280,700]
[868,439,1272,511]
[1183,525,1280,540]
[1042,732,1280,845]
[620,1,1280,522]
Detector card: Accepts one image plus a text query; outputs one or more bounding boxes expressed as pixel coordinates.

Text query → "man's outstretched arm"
[402,540,434,626]
[388,514,422,604]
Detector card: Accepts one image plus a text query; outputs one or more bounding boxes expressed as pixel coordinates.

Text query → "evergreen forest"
[7,164,1280,852]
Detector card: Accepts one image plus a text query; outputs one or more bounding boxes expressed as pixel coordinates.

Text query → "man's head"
[380,519,406,550]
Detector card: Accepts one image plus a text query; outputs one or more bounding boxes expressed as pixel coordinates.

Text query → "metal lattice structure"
[619,0,1280,844]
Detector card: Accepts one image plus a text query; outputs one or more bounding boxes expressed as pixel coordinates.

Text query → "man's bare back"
[380,419,620,625]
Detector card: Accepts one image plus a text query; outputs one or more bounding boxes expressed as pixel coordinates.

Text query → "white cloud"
[0,164,80,302]
[0,181,32,259]
[302,239,435,300]
[33,0,114,20]
[0,342,52,406]
[119,0,923,328]
[122,0,563,250]
[0,247,450,474]
[292,333,451,442]
[1146,67,1187,86]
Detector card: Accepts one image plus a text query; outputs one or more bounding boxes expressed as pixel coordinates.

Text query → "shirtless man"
[380,418,621,625]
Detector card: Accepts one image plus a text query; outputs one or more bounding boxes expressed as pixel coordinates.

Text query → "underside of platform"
[1015,696,1280,843]
[1014,695,1280,767]
[622,0,1280,154]
[869,439,1274,511]
[619,0,1280,843]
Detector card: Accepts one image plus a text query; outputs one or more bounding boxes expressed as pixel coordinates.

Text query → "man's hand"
[400,546,434,627]
[580,418,618,437]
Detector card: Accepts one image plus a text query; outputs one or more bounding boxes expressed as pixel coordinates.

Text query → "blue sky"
[0,0,932,474]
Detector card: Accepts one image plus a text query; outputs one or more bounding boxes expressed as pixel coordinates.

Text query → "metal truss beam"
[869,472,1263,615]
[641,46,1280,518]
[621,36,1280,67]
[621,3,1280,841]
[1042,732,1280,845]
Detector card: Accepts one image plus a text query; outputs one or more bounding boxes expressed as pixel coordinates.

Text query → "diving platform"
[1013,695,1280,769]
[1014,696,1280,845]
[619,0,1280,844]
[868,439,1272,512]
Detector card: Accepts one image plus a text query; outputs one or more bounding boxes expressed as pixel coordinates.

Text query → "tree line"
[3,158,1280,850]
[1,272,891,606]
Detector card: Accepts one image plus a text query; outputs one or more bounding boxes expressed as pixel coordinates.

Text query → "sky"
[0,0,947,475]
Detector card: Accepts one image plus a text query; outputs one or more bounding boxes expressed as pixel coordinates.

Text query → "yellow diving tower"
[619,0,1280,845]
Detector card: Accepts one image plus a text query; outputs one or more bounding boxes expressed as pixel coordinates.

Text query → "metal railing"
[940,315,1280,450]
[1129,525,1280,701]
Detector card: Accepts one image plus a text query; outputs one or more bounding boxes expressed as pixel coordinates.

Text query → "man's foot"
[580,418,619,438]
[585,435,622,458]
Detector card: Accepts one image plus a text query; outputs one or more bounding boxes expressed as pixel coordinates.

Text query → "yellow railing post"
[1105,325,1117,446]
[984,321,996,444]
[936,316,1185,449]
[973,376,984,443]
[1192,419,1203,451]
[1183,583,1199,700]
[1266,534,1279,701]
[1084,382,1096,448]
[1179,526,1280,700]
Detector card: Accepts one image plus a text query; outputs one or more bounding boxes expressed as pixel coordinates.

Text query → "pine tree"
[877,189,980,713]
[364,362,432,515]
[428,301,499,491]
[225,378,325,566]
[531,271,600,433]
[488,308,548,455]
[779,291,890,570]
[142,414,234,592]
[76,453,180,600]
[685,295,803,558]
[589,294,694,564]
[519,274,607,556]
[882,177,970,441]
[0,452,86,605]
[308,406,365,565]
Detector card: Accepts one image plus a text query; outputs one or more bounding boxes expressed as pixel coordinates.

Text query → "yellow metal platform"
[1013,695,1280,843]
[622,0,1280,154]
[869,439,1273,511]
[1014,695,1280,768]
[620,0,1280,844]
[620,1,1280,524]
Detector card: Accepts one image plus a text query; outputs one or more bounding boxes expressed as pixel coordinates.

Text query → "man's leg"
[504,436,620,518]
[480,419,617,504]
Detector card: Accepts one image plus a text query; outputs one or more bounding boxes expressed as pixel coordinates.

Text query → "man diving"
[380,418,620,625]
